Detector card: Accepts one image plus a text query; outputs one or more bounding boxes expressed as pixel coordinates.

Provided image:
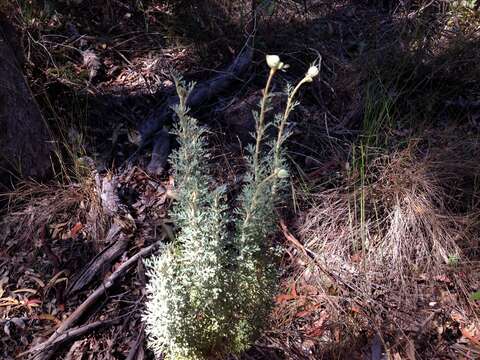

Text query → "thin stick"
[125,325,145,360]
[24,243,161,359]
[34,318,121,353]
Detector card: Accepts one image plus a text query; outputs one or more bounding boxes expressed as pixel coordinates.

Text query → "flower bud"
[304,65,319,82]
[307,65,319,78]
[266,55,281,69]
[277,169,289,179]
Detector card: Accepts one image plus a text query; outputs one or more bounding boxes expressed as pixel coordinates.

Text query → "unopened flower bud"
[266,55,281,69]
[307,66,319,77]
[277,169,289,179]
[305,65,319,82]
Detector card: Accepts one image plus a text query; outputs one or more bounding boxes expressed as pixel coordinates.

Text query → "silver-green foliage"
[143,58,319,359]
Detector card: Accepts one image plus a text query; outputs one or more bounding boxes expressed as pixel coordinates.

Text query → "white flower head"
[277,169,289,179]
[266,54,288,71]
[307,65,319,78]
[304,65,320,82]
[266,55,280,69]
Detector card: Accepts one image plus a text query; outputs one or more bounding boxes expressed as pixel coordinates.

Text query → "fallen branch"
[125,325,145,360]
[135,36,254,173]
[25,242,162,360]
[146,128,171,175]
[30,318,121,354]
[65,224,128,295]
[138,37,253,141]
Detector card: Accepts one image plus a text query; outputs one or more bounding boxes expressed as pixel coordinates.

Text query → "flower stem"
[271,77,309,194]
[254,68,276,182]
[241,171,278,238]
[274,78,308,163]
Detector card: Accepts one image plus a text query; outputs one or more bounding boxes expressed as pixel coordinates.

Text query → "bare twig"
[24,243,161,360]
[32,318,121,354]
[66,223,128,295]
[125,325,145,360]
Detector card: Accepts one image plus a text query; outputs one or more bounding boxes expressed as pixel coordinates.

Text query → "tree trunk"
[0,14,52,181]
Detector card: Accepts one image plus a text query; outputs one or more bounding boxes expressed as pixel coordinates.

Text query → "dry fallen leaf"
[351,304,362,313]
[295,303,321,319]
[299,284,319,296]
[461,324,480,346]
[70,222,83,237]
[275,281,298,304]
[351,252,362,263]
[433,274,451,283]
[36,313,61,325]
[306,311,329,337]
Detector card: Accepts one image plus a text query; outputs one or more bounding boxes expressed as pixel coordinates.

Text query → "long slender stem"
[253,68,276,182]
[274,78,308,165]
[241,171,278,235]
[271,78,309,197]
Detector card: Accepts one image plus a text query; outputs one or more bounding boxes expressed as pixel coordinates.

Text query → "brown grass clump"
[266,133,480,358]
[0,169,107,251]
[300,145,465,281]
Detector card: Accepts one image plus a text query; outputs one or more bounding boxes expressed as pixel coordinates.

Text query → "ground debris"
[1,164,171,359]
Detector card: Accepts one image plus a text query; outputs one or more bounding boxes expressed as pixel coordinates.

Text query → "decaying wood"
[138,38,253,140]
[65,223,128,295]
[146,128,171,175]
[26,243,161,360]
[100,173,122,216]
[66,167,138,295]
[0,14,52,181]
[136,37,254,173]
[30,318,121,356]
[125,325,145,360]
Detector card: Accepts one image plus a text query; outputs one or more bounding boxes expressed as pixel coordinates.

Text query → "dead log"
[136,37,254,173]
[0,14,52,181]
[65,223,129,296]
[146,128,171,175]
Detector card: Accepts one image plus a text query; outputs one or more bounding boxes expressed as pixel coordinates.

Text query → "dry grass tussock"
[299,144,470,282]
[267,134,480,358]
[0,172,107,250]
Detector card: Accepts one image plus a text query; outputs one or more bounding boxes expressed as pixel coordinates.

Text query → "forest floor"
[1,1,480,359]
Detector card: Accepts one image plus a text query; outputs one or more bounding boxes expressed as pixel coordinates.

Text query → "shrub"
[143,57,319,359]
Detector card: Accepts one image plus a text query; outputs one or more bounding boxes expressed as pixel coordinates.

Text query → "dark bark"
[65,223,129,296]
[135,37,253,173]
[0,14,52,181]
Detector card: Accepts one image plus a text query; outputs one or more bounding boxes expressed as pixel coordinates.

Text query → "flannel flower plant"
[143,56,319,359]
